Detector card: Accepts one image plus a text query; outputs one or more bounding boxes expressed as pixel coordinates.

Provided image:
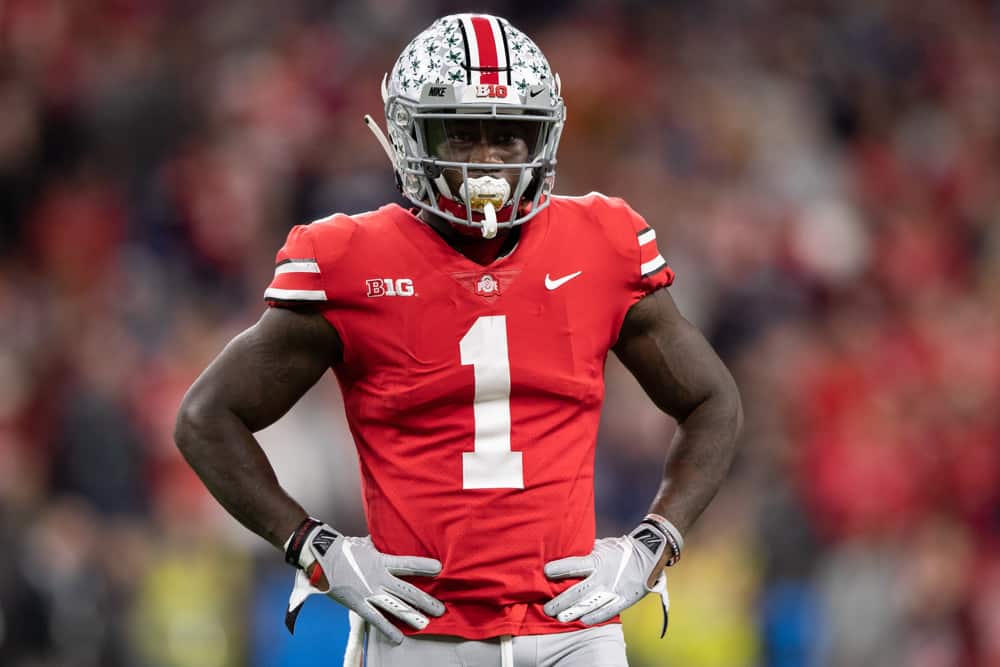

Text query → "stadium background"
[1,0,999,665]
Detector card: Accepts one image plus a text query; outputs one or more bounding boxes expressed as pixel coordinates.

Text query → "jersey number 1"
[459,316,524,489]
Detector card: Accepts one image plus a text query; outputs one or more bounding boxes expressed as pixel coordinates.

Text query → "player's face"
[424,118,541,196]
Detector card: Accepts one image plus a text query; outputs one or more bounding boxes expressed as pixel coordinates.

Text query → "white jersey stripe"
[641,254,667,277]
[637,228,656,246]
[275,260,320,275]
[265,287,327,301]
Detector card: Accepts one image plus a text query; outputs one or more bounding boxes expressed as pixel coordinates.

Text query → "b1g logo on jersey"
[366,278,415,297]
[475,274,500,296]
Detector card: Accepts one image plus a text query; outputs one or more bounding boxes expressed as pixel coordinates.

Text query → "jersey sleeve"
[632,218,674,299]
[609,197,675,304]
[264,224,329,306]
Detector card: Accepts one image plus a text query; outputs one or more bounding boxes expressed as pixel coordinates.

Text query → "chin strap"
[363,115,397,169]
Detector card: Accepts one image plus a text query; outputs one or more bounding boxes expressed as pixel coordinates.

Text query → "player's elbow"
[715,374,744,446]
[173,387,220,459]
[730,386,745,442]
[683,369,743,448]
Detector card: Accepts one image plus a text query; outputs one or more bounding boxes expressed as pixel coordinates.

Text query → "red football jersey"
[265,194,674,639]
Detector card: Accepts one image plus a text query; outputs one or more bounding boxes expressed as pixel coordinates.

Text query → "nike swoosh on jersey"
[544,271,583,290]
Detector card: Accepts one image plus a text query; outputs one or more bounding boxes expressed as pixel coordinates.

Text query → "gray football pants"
[364,624,628,667]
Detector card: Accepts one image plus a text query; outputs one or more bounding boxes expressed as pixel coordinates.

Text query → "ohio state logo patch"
[475,274,500,296]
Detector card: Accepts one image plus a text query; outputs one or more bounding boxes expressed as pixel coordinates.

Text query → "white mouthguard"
[459,176,510,239]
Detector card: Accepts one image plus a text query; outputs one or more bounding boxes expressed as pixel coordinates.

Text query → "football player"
[175,13,742,667]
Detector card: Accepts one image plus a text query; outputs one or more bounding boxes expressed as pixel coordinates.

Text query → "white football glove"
[543,516,681,635]
[284,519,445,644]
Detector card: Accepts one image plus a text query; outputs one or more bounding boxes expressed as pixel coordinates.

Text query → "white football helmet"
[365,14,566,237]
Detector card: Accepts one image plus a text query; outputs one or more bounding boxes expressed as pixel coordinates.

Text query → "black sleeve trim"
[276,258,318,267]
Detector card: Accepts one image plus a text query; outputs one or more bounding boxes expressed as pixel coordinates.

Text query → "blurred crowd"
[1,0,999,666]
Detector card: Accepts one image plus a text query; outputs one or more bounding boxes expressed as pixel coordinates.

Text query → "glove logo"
[632,527,664,555]
[312,529,338,556]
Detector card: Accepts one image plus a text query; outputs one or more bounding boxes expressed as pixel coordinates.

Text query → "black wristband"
[284,517,323,568]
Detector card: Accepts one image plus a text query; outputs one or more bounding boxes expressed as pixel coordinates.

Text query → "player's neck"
[419,210,520,266]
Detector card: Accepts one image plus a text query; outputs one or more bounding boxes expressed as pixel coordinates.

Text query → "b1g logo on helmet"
[475,84,509,99]
[366,278,415,297]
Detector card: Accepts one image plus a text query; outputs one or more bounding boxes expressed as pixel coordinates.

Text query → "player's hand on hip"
[543,516,680,630]
[283,519,444,644]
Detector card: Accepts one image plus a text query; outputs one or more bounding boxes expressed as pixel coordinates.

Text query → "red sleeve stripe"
[264,287,327,301]
[641,254,667,278]
[274,259,320,276]
[637,228,656,246]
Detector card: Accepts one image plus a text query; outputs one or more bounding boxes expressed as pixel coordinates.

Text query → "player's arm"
[544,288,742,630]
[173,306,342,548]
[613,287,744,536]
[174,305,444,641]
